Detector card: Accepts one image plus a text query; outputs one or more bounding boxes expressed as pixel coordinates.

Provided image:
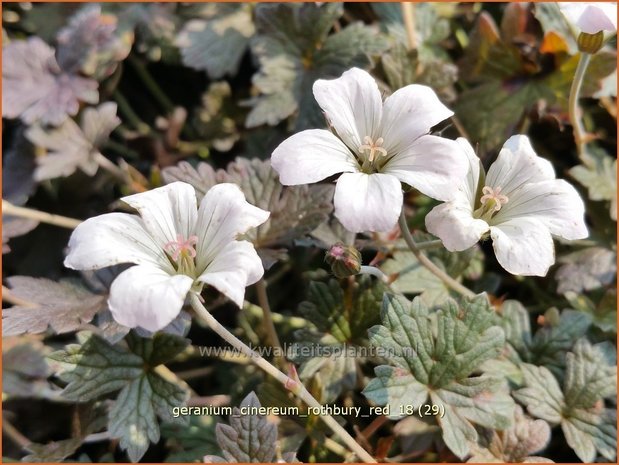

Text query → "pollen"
[164,234,198,262]
[480,186,509,212]
[358,136,387,162]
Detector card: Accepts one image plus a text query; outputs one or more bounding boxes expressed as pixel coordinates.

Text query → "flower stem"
[568,52,592,164]
[128,55,175,114]
[398,210,475,298]
[401,2,418,50]
[93,153,128,184]
[2,200,81,229]
[112,90,151,135]
[255,278,285,367]
[359,265,390,284]
[189,294,376,463]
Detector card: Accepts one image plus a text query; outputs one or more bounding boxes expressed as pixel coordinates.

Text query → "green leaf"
[363,293,513,458]
[468,406,553,463]
[2,341,59,400]
[570,150,617,221]
[381,236,484,306]
[209,392,278,463]
[22,439,84,462]
[564,290,617,333]
[162,415,220,462]
[49,332,190,461]
[2,276,106,336]
[178,4,254,79]
[515,340,617,462]
[246,2,388,129]
[293,276,385,402]
[556,247,617,294]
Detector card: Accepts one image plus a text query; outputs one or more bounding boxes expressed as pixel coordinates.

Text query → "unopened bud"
[325,243,362,278]
[577,31,604,54]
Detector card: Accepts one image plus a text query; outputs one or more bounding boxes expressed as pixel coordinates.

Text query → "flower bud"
[325,243,362,278]
[577,31,605,54]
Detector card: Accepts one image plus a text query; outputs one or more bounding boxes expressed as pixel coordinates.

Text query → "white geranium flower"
[271,67,466,233]
[559,2,617,34]
[426,135,588,276]
[64,182,269,331]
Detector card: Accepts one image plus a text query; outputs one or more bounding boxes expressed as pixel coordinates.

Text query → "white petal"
[121,181,198,248]
[270,129,358,185]
[425,202,489,252]
[490,218,555,276]
[494,179,588,240]
[333,172,402,233]
[560,3,617,33]
[486,135,555,196]
[454,138,483,207]
[313,68,382,152]
[108,265,194,332]
[197,240,263,307]
[64,213,172,272]
[382,135,467,201]
[195,183,269,272]
[380,84,453,154]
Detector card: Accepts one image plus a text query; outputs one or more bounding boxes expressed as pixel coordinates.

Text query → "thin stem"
[398,210,475,298]
[128,55,175,114]
[189,294,376,463]
[2,420,31,449]
[104,139,140,160]
[93,153,128,184]
[255,278,285,367]
[2,285,36,307]
[3,200,81,229]
[401,2,418,50]
[359,265,390,284]
[112,90,151,135]
[568,52,592,164]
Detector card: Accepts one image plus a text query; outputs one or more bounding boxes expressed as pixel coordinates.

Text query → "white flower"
[64,182,270,331]
[426,135,588,276]
[271,68,466,233]
[559,2,617,34]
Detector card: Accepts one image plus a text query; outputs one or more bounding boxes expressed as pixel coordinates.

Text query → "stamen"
[479,186,509,212]
[164,234,198,262]
[358,136,388,163]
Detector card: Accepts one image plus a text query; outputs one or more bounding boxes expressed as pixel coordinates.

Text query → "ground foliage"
[1,2,616,463]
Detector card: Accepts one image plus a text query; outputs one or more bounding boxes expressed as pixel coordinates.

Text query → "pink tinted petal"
[334,172,402,233]
[425,201,489,252]
[197,240,264,307]
[195,184,269,272]
[64,212,172,272]
[490,218,555,276]
[121,181,198,248]
[380,84,453,154]
[271,129,358,185]
[108,265,194,332]
[382,135,467,202]
[313,68,383,152]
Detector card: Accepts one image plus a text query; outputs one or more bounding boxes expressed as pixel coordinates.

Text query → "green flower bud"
[325,243,362,278]
[577,31,605,54]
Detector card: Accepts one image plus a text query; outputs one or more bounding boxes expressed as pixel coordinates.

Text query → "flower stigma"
[358,136,387,172]
[474,186,509,222]
[164,234,198,275]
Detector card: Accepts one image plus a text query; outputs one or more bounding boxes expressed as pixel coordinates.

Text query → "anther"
[358,136,388,162]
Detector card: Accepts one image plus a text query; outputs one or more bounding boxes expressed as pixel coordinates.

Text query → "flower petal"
[195,183,269,272]
[426,202,489,252]
[494,179,588,240]
[577,4,617,33]
[271,129,358,185]
[485,135,555,196]
[108,265,194,332]
[454,138,483,208]
[313,68,382,152]
[333,172,402,233]
[490,218,555,276]
[197,240,263,307]
[380,84,453,154]
[121,181,198,248]
[382,135,467,201]
[64,212,172,272]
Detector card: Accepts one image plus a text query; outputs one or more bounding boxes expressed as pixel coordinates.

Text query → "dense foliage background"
[2,2,617,463]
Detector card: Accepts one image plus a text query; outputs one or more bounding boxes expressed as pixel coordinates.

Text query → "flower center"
[474,186,509,222]
[164,234,198,275]
[359,136,387,163]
